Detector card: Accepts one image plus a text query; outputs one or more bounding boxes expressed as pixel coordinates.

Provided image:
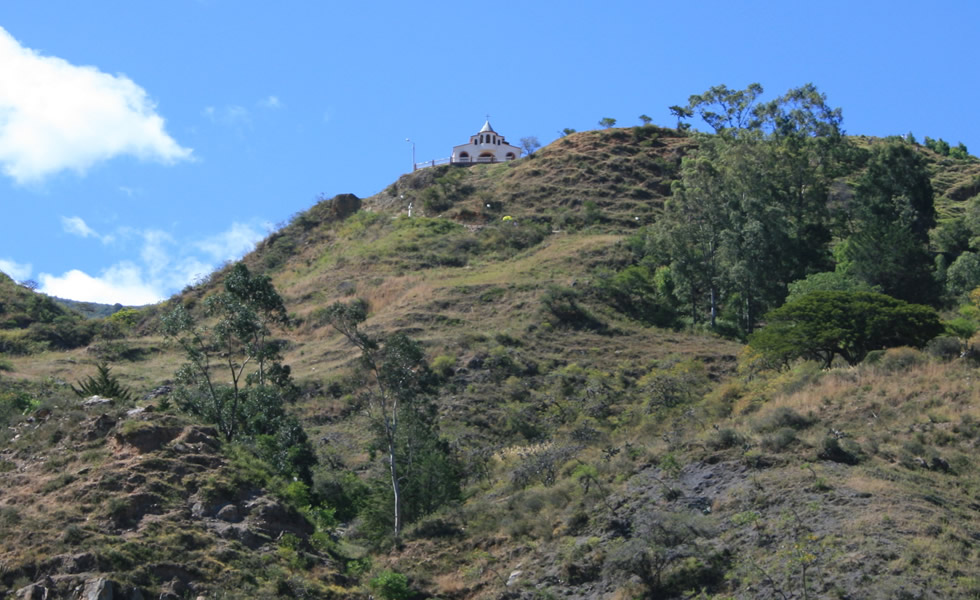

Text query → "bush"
[926,336,963,361]
[369,570,412,600]
[707,428,743,450]
[760,427,798,452]
[541,286,604,330]
[478,221,548,256]
[430,354,455,379]
[0,389,37,430]
[818,436,861,465]
[876,347,927,372]
[71,362,132,401]
[754,406,813,432]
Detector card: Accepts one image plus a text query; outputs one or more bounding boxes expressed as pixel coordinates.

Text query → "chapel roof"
[479,120,495,133]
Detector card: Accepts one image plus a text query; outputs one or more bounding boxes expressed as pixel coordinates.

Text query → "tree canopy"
[748,291,942,367]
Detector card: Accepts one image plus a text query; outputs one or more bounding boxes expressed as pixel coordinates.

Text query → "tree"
[598,117,617,129]
[785,271,877,303]
[945,251,980,299]
[668,105,693,130]
[853,140,935,241]
[839,140,938,304]
[638,114,652,125]
[321,300,458,543]
[682,83,764,134]
[658,83,850,332]
[559,128,577,137]
[749,291,942,367]
[519,136,541,156]
[162,263,314,482]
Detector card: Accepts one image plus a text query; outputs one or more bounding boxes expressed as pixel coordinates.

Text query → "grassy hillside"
[2,125,980,599]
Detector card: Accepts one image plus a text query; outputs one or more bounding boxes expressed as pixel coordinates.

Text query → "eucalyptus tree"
[321,300,458,544]
[162,263,314,481]
[662,83,851,331]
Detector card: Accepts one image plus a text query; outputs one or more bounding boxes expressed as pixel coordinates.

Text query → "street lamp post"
[406,138,415,171]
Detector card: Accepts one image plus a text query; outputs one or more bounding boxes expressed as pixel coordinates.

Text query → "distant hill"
[53,296,134,320]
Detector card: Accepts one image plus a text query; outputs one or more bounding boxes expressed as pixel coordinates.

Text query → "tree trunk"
[709,286,718,328]
[388,440,402,544]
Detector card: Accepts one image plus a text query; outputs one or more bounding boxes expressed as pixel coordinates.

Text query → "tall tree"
[321,300,457,544]
[663,83,852,330]
[840,140,938,304]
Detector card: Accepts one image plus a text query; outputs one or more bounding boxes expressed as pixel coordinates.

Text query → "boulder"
[82,577,114,600]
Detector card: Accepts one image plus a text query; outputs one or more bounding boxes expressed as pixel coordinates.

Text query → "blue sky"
[1,1,978,304]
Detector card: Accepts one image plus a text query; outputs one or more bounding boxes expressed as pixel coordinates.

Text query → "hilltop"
[3,104,980,599]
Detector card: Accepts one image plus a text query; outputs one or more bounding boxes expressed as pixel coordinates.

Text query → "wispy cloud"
[0,27,191,183]
[61,215,115,244]
[196,222,265,261]
[117,185,141,197]
[0,257,32,281]
[203,104,251,126]
[259,95,281,109]
[38,221,267,305]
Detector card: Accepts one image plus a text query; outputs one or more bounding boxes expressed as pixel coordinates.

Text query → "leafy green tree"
[598,117,617,129]
[852,140,935,241]
[660,83,849,331]
[162,263,314,482]
[925,136,951,156]
[321,300,459,543]
[668,105,693,130]
[835,141,939,304]
[950,142,970,160]
[749,291,942,367]
[638,114,652,125]
[945,252,980,299]
[559,127,577,136]
[594,264,678,327]
[785,271,877,303]
[659,151,729,327]
[682,82,764,134]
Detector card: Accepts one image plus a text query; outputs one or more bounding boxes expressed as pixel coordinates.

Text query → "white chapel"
[451,120,522,164]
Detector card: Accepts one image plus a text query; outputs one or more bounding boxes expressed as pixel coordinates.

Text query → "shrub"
[926,336,962,361]
[71,362,132,401]
[541,286,604,331]
[369,570,412,600]
[430,354,456,379]
[707,428,743,450]
[876,347,927,372]
[754,406,813,432]
[818,437,861,465]
[760,427,798,452]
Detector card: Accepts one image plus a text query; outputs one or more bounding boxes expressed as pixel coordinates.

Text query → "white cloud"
[260,95,281,109]
[0,27,191,183]
[0,257,32,281]
[39,263,161,305]
[196,222,265,261]
[38,221,267,304]
[61,215,115,244]
[61,215,98,239]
